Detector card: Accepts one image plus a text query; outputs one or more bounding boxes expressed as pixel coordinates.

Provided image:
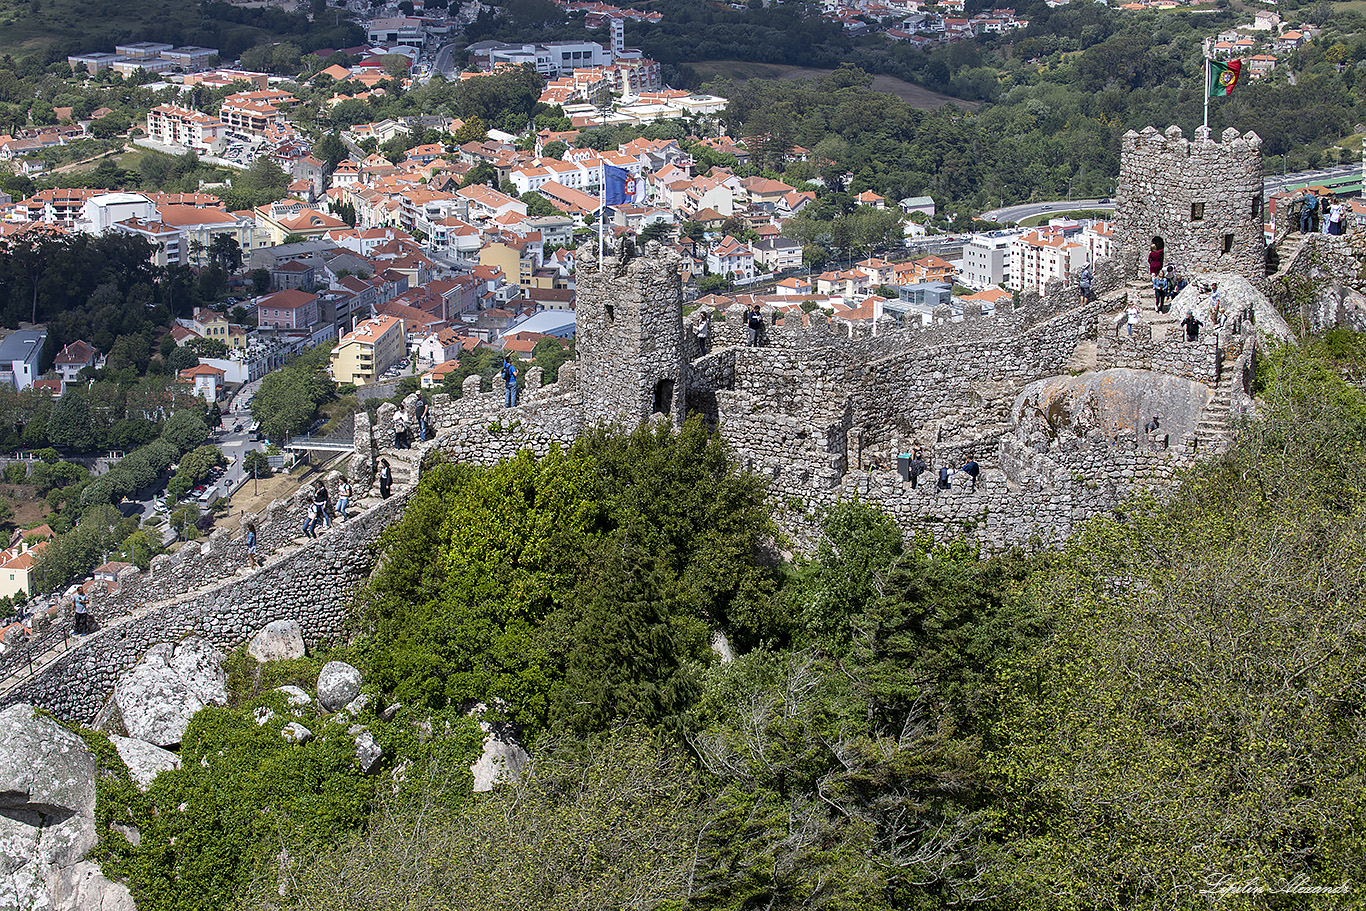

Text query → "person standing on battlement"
[1077,265,1094,302]
[1299,191,1319,234]
[503,358,518,408]
[747,304,764,347]
[695,310,711,357]
[379,459,392,499]
[415,397,430,442]
[1126,301,1140,336]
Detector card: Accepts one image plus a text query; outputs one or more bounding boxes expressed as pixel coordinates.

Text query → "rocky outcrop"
[112,638,228,748]
[316,662,362,712]
[467,704,528,793]
[0,703,134,911]
[108,736,181,791]
[247,619,306,663]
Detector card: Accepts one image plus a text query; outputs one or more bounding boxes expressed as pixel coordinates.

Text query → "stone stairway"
[1191,381,1233,454]
[1266,230,1310,278]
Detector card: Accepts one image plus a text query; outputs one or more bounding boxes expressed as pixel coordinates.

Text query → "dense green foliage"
[250,344,337,443]
[84,653,484,911]
[247,337,1366,910]
[359,418,780,737]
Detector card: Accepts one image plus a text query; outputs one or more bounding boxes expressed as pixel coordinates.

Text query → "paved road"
[433,43,457,78]
[1264,161,1360,194]
[981,164,1364,225]
[979,198,1114,224]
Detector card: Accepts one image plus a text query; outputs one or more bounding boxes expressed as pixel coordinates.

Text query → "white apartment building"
[1008,229,1086,293]
[707,236,756,283]
[960,232,1016,289]
[1080,221,1117,266]
[147,104,226,153]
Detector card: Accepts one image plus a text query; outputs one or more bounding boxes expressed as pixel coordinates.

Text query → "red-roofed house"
[258,289,319,330]
[178,363,227,402]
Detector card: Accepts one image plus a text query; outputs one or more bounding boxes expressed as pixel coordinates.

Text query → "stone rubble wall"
[1096,318,1223,384]
[1272,232,1366,332]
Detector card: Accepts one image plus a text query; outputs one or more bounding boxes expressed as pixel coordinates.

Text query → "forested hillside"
[78,332,1366,911]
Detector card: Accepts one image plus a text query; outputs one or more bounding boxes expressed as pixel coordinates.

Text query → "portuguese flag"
[1206,58,1242,97]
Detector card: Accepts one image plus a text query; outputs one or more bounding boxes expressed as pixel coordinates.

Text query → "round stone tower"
[1114,125,1266,282]
[574,237,687,427]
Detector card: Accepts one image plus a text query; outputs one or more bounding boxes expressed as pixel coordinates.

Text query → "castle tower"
[1114,125,1265,281]
[575,238,687,427]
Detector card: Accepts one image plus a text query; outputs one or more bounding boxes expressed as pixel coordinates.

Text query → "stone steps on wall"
[1191,381,1233,453]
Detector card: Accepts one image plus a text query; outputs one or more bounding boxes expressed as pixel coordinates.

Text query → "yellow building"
[330,315,405,386]
[479,237,539,287]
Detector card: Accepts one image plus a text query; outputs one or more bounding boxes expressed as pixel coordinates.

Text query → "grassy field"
[687,60,981,111]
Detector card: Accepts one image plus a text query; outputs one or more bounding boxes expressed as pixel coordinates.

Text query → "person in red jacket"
[1148,239,1165,279]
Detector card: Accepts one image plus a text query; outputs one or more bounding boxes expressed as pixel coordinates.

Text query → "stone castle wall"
[0,126,1281,724]
[0,492,409,724]
[1115,126,1266,282]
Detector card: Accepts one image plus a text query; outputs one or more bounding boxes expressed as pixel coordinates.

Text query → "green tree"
[46,389,97,451]
[161,411,209,454]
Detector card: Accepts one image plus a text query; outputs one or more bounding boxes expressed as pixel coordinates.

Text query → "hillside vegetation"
[77,334,1366,911]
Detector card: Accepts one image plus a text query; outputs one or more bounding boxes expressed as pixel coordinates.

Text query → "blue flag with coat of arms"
[604,164,643,206]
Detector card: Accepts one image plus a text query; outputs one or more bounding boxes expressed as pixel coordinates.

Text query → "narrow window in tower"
[606,304,615,320]
[1251,197,1262,219]
[1223,234,1234,254]
[1191,202,1205,221]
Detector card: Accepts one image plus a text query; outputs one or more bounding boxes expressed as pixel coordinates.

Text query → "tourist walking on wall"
[1299,191,1318,234]
[747,305,764,347]
[245,521,259,568]
[1077,265,1093,302]
[909,453,927,489]
[695,310,711,356]
[1152,271,1169,313]
[415,397,430,442]
[337,479,351,521]
[1328,197,1346,236]
[1148,239,1164,279]
[378,459,392,499]
[937,465,953,490]
[1126,302,1140,336]
[503,358,518,408]
[1182,310,1203,341]
[317,480,333,529]
[960,458,980,491]
[392,411,410,450]
[73,590,89,635]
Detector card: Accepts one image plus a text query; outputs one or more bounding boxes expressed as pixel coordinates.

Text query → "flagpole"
[1203,56,1210,132]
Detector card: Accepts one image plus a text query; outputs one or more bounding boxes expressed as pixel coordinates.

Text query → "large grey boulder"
[53,861,136,911]
[466,703,528,793]
[0,704,133,911]
[108,736,181,791]
[349,726,383,775]
[316,662,362,712]
[114,637,229,747]
[247,619,306,663]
